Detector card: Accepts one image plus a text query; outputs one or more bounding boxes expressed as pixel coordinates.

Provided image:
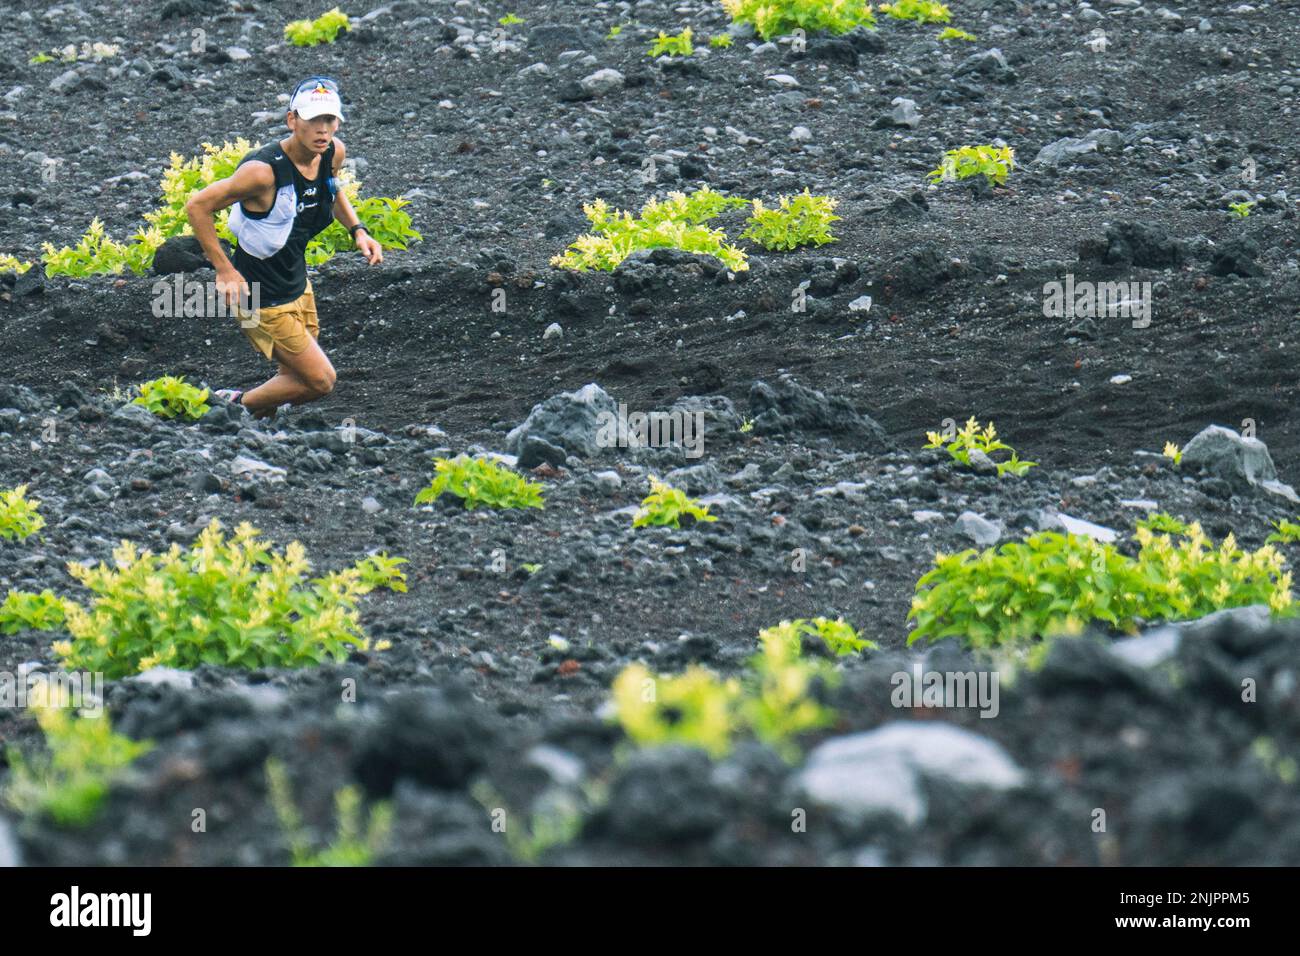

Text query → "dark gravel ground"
[1,0,1299,865]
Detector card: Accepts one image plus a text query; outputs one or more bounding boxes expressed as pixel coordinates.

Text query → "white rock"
[543,322,563,341]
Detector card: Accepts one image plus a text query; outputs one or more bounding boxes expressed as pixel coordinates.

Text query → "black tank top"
[230,140,337,307]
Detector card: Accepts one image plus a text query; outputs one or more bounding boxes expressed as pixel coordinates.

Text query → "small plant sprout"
[132,375,211,421]
[284,6,351,46]
[648,26,693,57]
[937,26,976,41]
[1163,441,1183,466]
[928,145,1016,186]
[739,189,841,251]
[739,417,755,433]
[792,617,879,656]
[633,476,718,529]
[880,0,952,23]
[1228,201,1256,218]
[0,254,33,274]
[710,33,733,48]
[1266,519,1300,545]
[265,757,393,866]
[414,455,545,510]
[720,0,876,41]
[1135,511,1188,535]
[606,24,624,39]
[498,13,524,26]
[0,485,46,542]
[29,51,55,64]
[924,418,1037,477]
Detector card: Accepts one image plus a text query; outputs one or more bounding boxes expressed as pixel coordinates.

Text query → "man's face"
[287,111,340,154]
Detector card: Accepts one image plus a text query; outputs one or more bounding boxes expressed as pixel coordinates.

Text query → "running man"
[185,76,383,419]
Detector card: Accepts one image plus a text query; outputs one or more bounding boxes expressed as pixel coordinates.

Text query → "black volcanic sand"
[1,0,1299,865]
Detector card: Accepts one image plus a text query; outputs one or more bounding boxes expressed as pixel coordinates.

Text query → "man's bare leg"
[240,338,337,419]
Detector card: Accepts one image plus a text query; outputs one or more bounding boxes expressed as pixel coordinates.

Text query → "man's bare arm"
[184,162,274,306]
[330,139,382,264]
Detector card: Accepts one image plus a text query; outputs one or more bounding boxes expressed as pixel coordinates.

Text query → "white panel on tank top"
[227,182,298,259]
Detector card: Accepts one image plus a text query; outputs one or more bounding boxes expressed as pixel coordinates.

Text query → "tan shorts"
[235,280,319,361]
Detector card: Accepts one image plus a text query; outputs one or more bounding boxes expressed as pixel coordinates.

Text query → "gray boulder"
[505,383,618,459]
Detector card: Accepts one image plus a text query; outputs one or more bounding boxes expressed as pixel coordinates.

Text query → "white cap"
[290,80,344,123]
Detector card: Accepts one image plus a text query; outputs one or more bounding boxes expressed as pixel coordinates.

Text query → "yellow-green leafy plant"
[551,186,750,272]
[710,33,733,48]
[1162,441,1183,466]
[414,455,545,510]
[785,616,879,656]
[0,589,67,634]
[720,0,876,41]
[306,196,422,265]
[880,0,950,22]
[40,217,157,277]
[611,663,741,758]
[132,375,211,421]
[0,254,32,274]
[1266,519,1300,545]
[1229,201,1255,218]
[265,757,393,866]
[632,476,718,529]
[4,682,153,828]
[648,26,693,56]
[607,24,624,39]
[924,417,1036,477]
[285,6,352,46]
[928,145,1016,186]
[29,51,55,64]
[1135,511,1187,535]
[49,520,406,679]
[498,13,524,26]
[937,26,975,40]
[37,42,120,63]
[908,521,1296,649]
[740,621,839,761]
[610,619,840,761]
[739,188,841,251]
[0,485,45,542]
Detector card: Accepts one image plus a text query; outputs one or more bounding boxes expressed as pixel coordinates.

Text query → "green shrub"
[265,757,392,866]
[50,520,406,678]
[0,589,67,634]
[284,6,352,46]
[633,476,718,529]
[611,618,840,761]
[908,522,1296,649]
[1229,201,1255,218]
[498,13,524,26]
[880,0,951,23]
[739,189,841,251]
[4,687,153,828]
[648,26,693,56]
[924,417,1036,477]
[0,485,45,542]
[306,197,422,266]
[710,33,734,48]
[132,375,211,421]
[551,186,750,272]
[928,145,1016,186]
[0,253,32,274]
[1136,511,1187,535]
[1163,441,1183,466]
[414,455,545,510]
[720,0,876,41]
[40,217,157,277]
[937,26,975,40]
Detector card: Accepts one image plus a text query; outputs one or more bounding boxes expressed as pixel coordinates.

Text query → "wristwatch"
[349,223,368,240]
